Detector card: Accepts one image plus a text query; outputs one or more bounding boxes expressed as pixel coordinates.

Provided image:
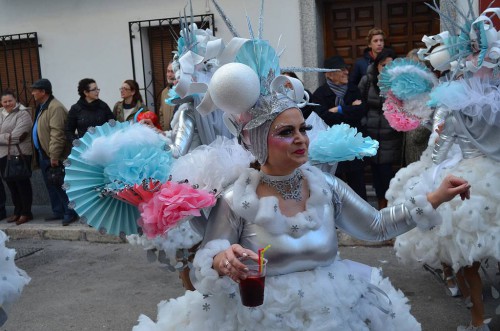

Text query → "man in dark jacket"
[312,56,367,200]
[350,27,386,88]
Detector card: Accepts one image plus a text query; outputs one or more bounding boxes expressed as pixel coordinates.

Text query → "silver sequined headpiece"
[241,92,299,165]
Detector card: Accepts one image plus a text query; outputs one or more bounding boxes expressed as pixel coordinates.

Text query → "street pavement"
[2,238,499,330]
[1,205,500,331]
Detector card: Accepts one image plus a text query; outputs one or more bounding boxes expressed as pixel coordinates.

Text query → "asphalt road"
[2,239,499,331]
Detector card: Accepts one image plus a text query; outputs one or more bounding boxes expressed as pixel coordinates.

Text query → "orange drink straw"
[258,244,271,273]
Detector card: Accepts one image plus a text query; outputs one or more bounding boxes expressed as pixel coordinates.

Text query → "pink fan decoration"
[382,91,420,132]
[138,181,217,238]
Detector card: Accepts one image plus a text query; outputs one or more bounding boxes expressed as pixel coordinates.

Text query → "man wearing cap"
[31,78,78,225]
[311,55,368,200]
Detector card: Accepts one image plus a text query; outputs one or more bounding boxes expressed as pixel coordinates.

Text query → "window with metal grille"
[0,32,42,114]
[128,14,214,112]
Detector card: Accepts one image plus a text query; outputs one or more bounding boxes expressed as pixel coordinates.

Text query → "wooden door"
[323,0,440,65]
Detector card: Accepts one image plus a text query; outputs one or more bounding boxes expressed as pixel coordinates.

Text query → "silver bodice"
[200,166,415,276]
[432,108,483,164]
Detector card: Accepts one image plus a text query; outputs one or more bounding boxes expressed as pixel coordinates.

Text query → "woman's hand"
[427,174,471,209]
[213,244,259,283]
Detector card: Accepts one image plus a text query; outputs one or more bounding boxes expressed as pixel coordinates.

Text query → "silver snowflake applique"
[202,303,210,311]
[321,307,330,314]
[245,177,251,185]
[242,201,250,209]
[328,272,335,279]
[291,225,299,233]
[409,197,416,204]
[416,208,423,215]
[298,290,304,298]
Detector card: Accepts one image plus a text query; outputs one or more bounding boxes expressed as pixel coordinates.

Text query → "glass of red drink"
[238,258,267,307]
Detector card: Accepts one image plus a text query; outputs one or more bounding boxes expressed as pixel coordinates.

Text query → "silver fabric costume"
[433,111,485,164]
[169,100,233,158]
[200,166,414,276]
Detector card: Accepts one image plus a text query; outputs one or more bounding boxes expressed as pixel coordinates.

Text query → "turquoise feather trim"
[379,58,435,100]
[308,124,379,163]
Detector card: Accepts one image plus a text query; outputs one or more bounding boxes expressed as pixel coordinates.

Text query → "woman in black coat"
[358,49,402,209]
[65,78,115,143]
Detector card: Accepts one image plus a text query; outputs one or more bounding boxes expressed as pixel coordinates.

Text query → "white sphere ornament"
[208,63,260,115]
[428,45,451,71]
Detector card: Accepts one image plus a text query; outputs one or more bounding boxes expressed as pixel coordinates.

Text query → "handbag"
[2,135,32,181]
[46,165,65,186]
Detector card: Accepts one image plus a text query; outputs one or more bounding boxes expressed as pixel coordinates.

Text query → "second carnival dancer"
[387,3,500,331]
[131,2,471,330]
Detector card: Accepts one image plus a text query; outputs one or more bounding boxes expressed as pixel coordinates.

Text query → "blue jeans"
[37,149,77,221]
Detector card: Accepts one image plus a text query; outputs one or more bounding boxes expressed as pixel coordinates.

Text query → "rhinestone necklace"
[260,169,303,201]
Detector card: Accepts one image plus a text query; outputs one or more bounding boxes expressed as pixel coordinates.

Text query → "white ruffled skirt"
[390,147,500,271]
[133,258,420,331]
[0,230,31,312]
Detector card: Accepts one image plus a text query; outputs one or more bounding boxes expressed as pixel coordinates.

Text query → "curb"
[0,221,125,243]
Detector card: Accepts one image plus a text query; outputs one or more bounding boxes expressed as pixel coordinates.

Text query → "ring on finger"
[224,259,230,269]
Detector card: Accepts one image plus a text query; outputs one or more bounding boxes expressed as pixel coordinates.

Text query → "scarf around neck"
[327,80,348,106]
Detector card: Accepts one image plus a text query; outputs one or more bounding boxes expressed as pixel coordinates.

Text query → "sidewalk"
[0,205,124,243]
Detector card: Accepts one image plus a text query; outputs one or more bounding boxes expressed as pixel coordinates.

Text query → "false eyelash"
[304,124,313,131]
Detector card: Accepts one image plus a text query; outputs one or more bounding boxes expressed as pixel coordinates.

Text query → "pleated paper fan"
[64,120,141,237]
[114,180,161,206]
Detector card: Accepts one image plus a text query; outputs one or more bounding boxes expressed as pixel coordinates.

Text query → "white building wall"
[0,0,302,109]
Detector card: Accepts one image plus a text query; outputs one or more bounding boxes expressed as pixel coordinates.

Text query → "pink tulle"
[383,91,420,132]
[138,181,217,238]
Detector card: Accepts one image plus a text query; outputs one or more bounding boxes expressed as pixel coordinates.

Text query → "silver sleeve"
[329,175,415,242]
[169,103,195,158]
[432,114,455,164]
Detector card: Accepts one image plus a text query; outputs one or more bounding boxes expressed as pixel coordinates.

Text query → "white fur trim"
[191,239,237,295]
[403,192,442,230]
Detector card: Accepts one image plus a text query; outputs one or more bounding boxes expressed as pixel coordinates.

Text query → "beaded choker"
[260,169,303,201]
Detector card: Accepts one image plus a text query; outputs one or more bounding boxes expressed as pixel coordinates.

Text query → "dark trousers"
[335,159,367,200]
[37,149,76,220]
[370,162,394,200]
[1,155,33,217]
[0,177,6,217]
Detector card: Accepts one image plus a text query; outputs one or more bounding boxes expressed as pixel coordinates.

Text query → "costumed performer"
[132,82,470,331]
[131,5,470,327]
[391,3,500,330]
[0,230,31,327]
